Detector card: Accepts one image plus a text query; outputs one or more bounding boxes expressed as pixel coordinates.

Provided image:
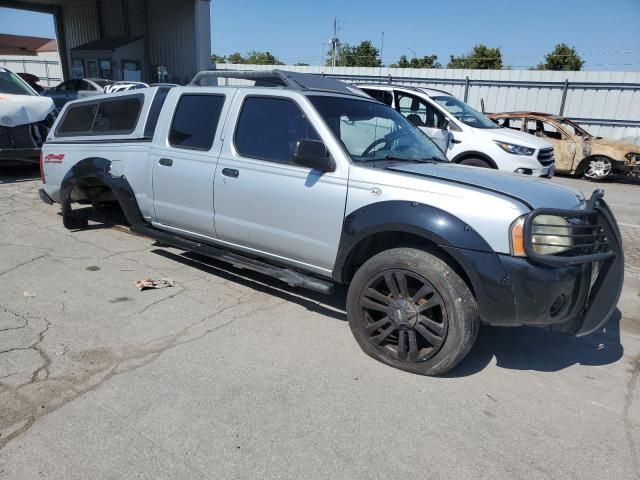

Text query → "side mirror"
[441,118,450,131]
[292,140,335,172]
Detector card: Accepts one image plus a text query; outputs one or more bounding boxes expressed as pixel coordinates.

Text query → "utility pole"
[330,17,340,67]
[380,31,384,66]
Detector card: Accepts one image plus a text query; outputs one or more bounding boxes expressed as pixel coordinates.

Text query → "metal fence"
[0,56,63,87]
[215,64,640,140]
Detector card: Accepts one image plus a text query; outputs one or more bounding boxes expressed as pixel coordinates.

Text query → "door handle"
[221,168,239,178]
[159,158,173,167]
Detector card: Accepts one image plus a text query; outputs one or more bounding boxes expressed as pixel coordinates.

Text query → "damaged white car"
[0,67,56,166]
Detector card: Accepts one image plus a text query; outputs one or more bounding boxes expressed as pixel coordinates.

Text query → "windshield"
[0,68,36,96]
[308,96,447,163]
[557,118,592,137]
[431,95,497,129]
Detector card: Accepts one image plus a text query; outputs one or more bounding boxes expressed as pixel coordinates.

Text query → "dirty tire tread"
[346,247,479,376]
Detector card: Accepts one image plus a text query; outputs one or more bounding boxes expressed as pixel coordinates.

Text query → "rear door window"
[92,96,141,133]
[169,94,225,150]
[56,94,143,136]
[57,103,98,134]
[396,92,447,129]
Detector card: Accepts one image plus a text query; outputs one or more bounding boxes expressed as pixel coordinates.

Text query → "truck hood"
[485,126,552,149]
[0,94,55,127]
[386,162,585,210]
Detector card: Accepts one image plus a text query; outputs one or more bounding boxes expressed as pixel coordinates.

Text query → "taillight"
[39,150,45,184]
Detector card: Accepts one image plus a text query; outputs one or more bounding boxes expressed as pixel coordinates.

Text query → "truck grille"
[537,148,554,166]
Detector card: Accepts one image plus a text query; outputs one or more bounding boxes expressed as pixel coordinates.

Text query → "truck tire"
[458,157,492,168]
[346,248,479,376]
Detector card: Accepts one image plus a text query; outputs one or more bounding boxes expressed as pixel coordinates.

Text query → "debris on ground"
[135,278,175,291]
[23,291,36,298]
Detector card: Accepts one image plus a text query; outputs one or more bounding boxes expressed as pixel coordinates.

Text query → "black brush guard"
[523,190,624,336]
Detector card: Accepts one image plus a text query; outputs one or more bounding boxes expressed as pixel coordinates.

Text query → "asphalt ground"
[0,166,639,479]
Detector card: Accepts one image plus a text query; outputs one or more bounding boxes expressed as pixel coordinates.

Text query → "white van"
[358,84,555,178]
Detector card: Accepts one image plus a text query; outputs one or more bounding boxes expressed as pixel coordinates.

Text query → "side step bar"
[131,225,334,294]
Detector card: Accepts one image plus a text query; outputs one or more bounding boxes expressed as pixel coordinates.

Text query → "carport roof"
[71,36,142,52]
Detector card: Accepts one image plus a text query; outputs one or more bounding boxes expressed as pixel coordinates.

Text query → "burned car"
[490,112,640,180]
[1,66,56,165]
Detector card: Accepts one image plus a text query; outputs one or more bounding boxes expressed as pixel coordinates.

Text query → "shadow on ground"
[0,164,39,184]
[152,248,624,377]
[446,309,624,377]
[555,172,640,186]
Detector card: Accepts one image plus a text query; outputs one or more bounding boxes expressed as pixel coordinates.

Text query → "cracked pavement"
[0,167,639,480]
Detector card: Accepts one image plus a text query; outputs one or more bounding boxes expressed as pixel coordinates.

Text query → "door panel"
[213,94,348,271]
[152,93,228,237]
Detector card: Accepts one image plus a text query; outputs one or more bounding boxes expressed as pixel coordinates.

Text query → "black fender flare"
[333,201,518,325]
[451,150,497,169]
[59,157,145,226]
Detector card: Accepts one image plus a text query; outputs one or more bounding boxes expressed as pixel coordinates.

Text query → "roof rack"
[190,69,368,97]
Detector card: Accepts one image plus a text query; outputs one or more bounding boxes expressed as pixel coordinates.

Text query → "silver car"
[39,71,624,376]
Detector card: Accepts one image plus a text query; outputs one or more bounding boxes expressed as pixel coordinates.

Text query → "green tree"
[447,44,503,69]
[211,54,226,64]
[326,40,381,67]
[245,51,284,65]
[227,52,245,64]
[294,62,310,66]
[536,43,584,71]
[391,54,441,68]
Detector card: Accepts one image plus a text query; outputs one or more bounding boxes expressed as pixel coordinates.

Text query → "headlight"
[510,215,573,256]
[531,215,572,255]
[494,141,535,156]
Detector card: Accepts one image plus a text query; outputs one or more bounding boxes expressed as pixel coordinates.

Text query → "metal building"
[0,0,211,84]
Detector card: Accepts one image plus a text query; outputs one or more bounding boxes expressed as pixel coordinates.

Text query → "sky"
[1,0,639,71]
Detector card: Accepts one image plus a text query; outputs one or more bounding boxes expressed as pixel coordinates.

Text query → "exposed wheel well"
[341,231,474,295]
[452,151,497,169]
[69,176,117,204]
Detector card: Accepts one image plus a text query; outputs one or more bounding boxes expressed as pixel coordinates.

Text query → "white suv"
[358,84,555,178]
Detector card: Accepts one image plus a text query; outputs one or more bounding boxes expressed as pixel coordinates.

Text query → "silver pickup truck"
[39,70,624,376]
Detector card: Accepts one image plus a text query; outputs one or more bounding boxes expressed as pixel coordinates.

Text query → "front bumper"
[443,191,623,336]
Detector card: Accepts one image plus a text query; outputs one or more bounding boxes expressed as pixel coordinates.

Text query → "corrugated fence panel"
[62,3,100,50]
[214,64,640,139]
[100,0,126,38]
[0,56,63,86]
[147,0,197,84]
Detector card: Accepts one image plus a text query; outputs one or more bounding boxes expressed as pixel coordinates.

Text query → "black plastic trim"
[333,201,493,283]
[38,188,53,205]
[46,137,152,145]
[59,157,145,226]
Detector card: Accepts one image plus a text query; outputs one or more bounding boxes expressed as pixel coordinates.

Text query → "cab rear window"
[56,95,142,136]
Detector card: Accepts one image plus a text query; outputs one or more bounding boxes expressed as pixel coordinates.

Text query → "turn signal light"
[510,216,526,257]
